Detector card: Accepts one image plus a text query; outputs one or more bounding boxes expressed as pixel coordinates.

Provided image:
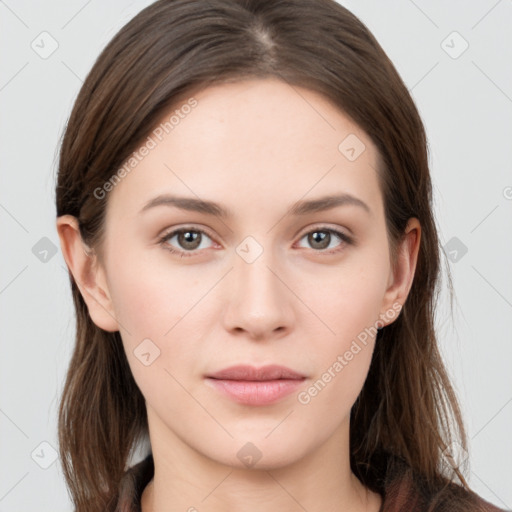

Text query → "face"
[73,77,414,469]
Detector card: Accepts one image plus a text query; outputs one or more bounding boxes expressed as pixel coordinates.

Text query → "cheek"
[108,259,206,410]
[105,248,230,381]
[293,255,387,406]
[105,251,207,374]
[107,248,201,334]
[297,291,378,420]
[295,252,389,341]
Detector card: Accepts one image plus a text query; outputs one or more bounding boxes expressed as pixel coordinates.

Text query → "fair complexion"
[57,77,420,512]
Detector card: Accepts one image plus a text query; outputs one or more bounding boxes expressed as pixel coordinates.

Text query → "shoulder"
[472,495,510,512]
[379,455,509,512]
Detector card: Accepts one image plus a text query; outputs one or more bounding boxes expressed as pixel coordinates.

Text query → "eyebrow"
[139,193,371,218]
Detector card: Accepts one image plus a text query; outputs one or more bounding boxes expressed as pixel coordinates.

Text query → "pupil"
[180,231,200,249]
[310,231,329,249]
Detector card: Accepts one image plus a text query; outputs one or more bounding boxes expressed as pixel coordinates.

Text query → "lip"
[205,365,306,406]
[207,364,305,381]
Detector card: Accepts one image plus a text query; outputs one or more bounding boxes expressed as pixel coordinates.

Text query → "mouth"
[206,364,306,381]
[205,364,306,406]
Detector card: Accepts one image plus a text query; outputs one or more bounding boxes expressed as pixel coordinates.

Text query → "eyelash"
[157,225,353,258]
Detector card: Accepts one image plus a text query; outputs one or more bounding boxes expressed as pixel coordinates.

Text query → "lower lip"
[205,378,305,405]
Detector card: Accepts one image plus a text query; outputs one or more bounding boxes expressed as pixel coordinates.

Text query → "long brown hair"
[55,1,479,510]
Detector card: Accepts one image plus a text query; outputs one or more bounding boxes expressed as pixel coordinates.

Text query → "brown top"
[115,452,508,512]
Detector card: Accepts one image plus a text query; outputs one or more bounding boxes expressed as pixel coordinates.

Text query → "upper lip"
[206,364,306,381]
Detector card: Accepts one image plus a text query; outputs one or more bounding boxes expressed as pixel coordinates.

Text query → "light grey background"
[1,0,511,510]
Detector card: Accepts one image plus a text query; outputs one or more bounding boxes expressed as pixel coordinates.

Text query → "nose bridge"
[235,234,282,303]
[224,233,292,335]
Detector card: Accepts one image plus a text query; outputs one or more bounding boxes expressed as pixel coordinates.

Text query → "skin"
[57,77,420,512]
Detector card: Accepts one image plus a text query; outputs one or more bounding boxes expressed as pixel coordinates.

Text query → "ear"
[56,215,119,332]
[379,217,421,327]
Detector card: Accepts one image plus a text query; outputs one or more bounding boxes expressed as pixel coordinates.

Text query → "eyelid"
[296,223,353,241]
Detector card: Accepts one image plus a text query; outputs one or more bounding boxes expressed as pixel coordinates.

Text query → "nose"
[222,244,295,341]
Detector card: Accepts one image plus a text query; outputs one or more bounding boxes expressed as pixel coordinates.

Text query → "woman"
[55,1,507,511]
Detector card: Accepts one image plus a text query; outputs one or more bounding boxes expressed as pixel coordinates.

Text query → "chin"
[202,435,311,471]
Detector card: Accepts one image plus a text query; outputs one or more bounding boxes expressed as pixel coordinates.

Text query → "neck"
[141,413,382,512]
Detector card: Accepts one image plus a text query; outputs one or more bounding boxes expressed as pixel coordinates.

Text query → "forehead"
[105,77,382,221]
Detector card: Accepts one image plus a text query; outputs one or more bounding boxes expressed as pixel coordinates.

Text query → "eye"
[296,226,353,255]
[158,227,215,257]
[158,225,353,258]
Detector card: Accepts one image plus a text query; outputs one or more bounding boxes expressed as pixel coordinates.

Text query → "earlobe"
[56,215,119,332]
[379,218,421,327]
